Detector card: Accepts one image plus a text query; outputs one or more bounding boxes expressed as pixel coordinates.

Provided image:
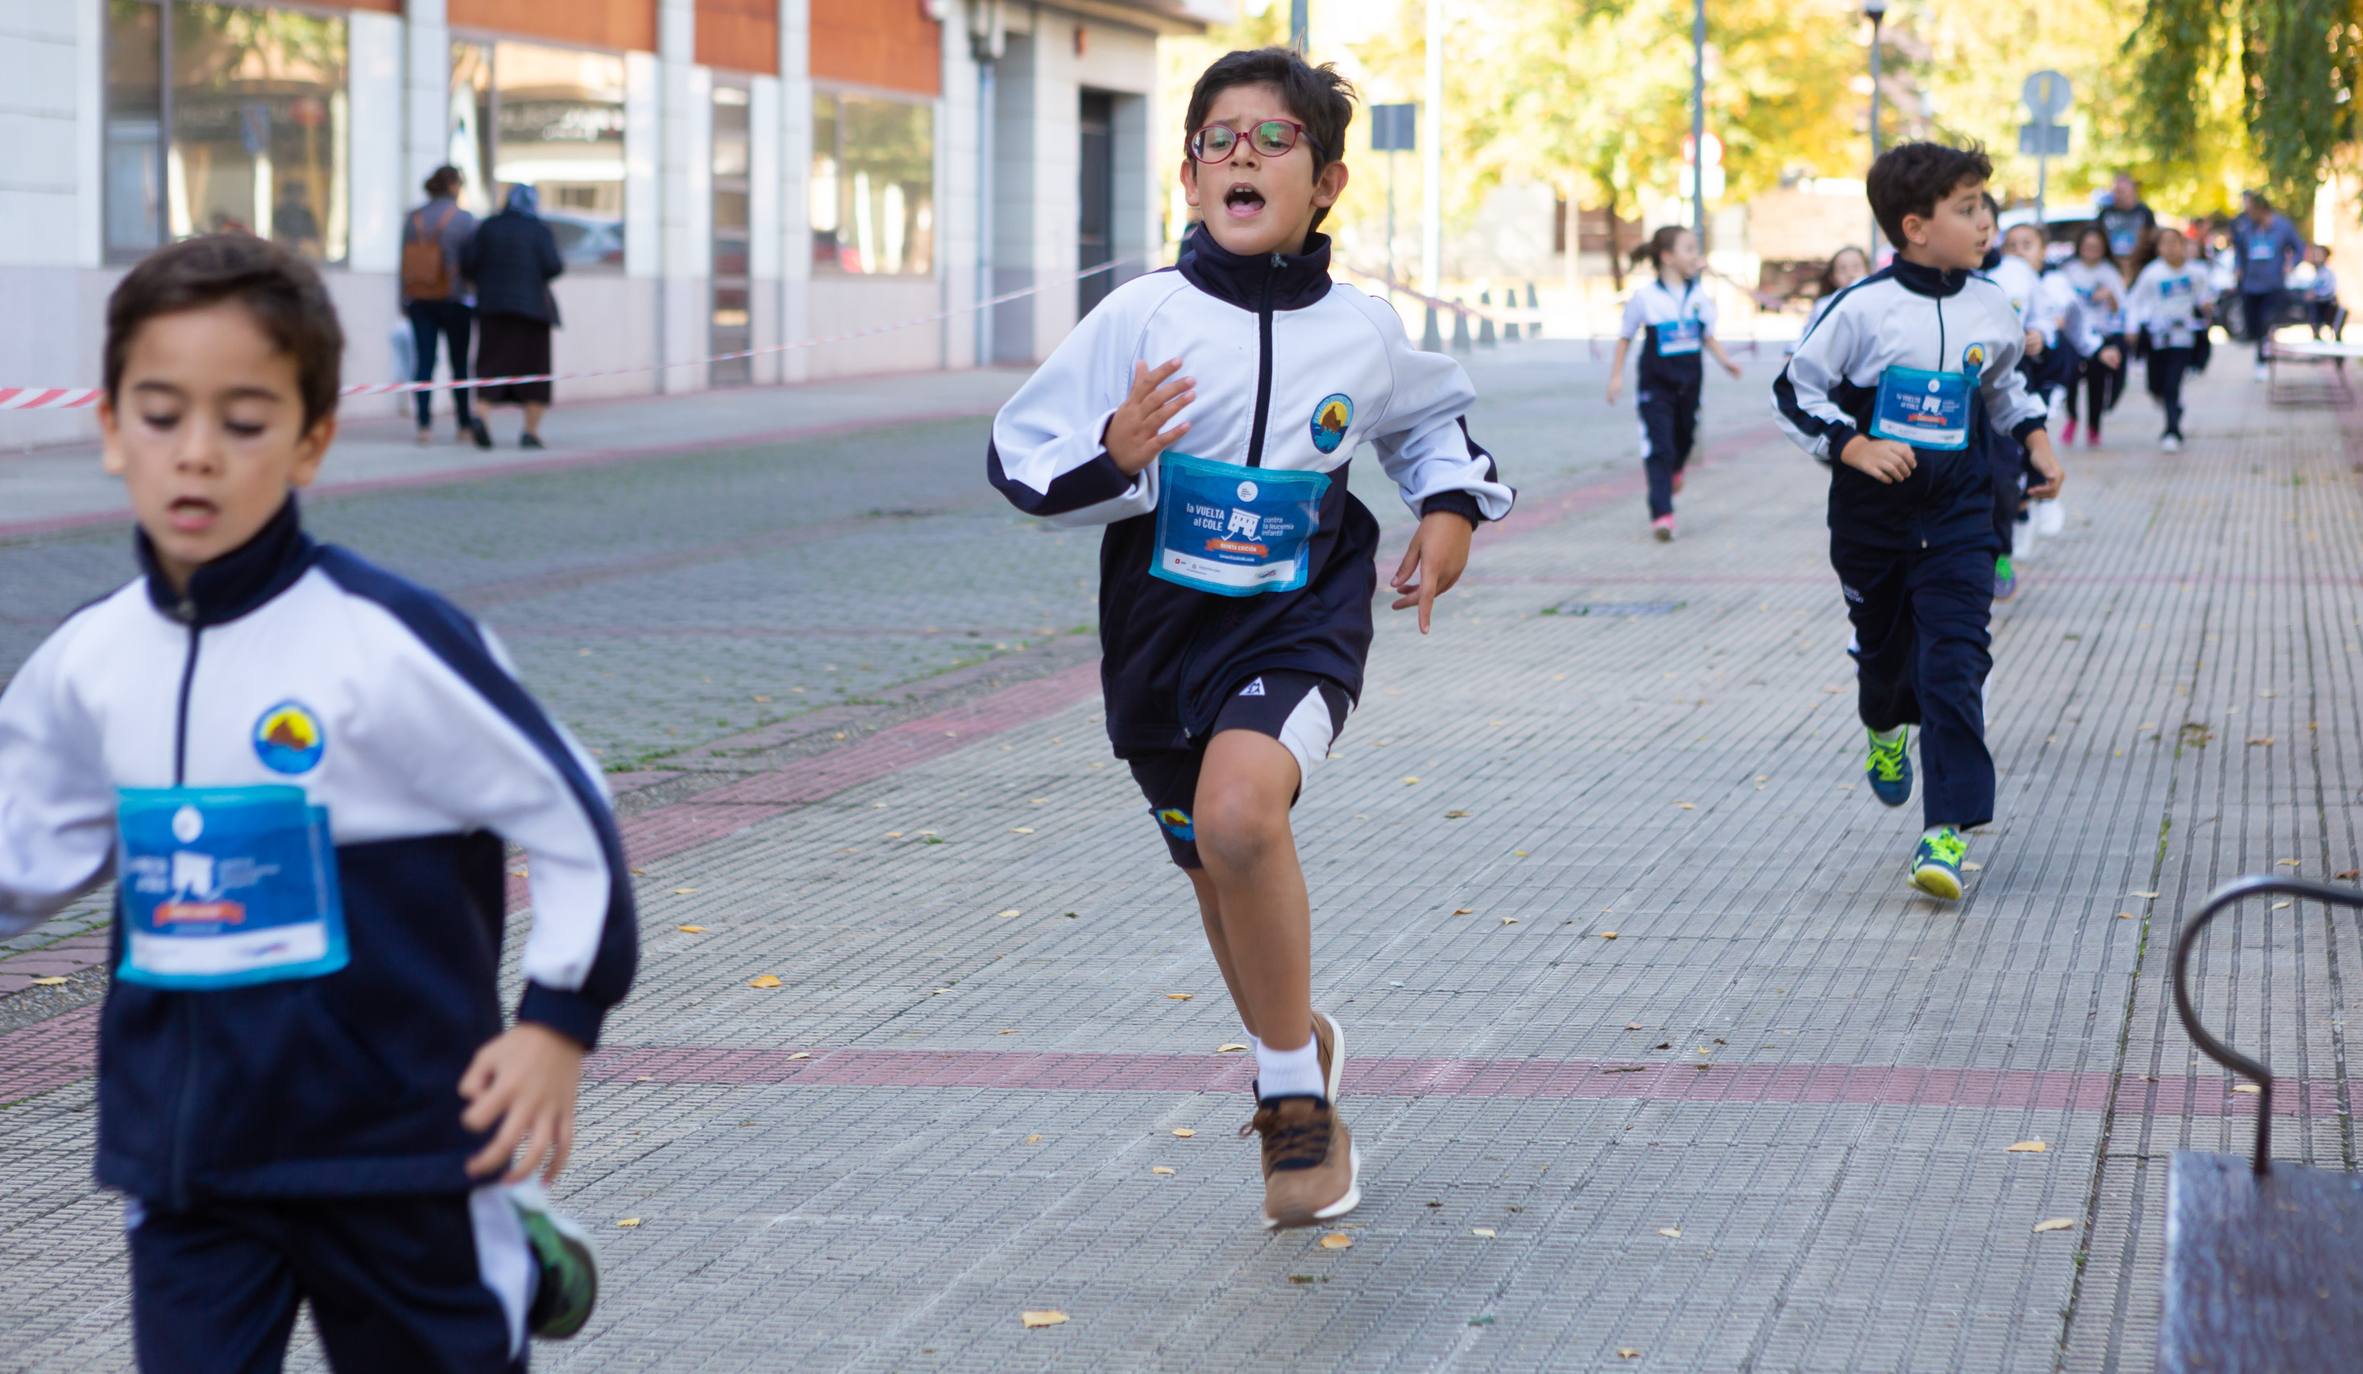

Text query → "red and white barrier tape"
[0,257,1144,414]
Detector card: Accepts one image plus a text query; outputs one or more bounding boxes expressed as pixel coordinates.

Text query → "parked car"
[540,211,624,266]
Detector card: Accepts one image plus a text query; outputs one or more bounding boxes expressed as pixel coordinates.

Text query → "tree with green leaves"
[2124,0,2362,219]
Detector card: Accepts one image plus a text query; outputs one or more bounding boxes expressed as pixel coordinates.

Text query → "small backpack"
[401,205,457,301]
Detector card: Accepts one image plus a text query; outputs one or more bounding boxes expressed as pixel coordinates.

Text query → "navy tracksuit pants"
[128,1192,528,1373]
[1832,536,1997,831]
[1637,374,1701,519]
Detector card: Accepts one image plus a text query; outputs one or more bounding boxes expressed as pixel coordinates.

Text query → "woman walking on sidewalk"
[400,166,491,450]
[463,185,565,449]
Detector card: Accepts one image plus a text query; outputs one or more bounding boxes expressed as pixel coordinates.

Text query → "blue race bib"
[116,785,348,990]
[1150,452,1330,597]
[1869,365,1972,452]
[1652,319,1703,356]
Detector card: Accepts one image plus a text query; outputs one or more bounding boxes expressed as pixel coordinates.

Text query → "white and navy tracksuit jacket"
[0,501,636,1208]
[2126,258,2217,349]
[987,226,1514,756]
[1773,258,2049,550]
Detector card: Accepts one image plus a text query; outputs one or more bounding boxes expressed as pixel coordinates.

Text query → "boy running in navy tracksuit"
[988,47,1513,1228]
[1772,143,2065,899]
[0,235,635,1370]
[1608,225,1745,541]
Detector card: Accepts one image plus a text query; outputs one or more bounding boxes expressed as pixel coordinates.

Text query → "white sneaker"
[2014,520,2038,564]
[2034,500,2066,537]
[2254,361,2270,381]
[2161,434,2183,453]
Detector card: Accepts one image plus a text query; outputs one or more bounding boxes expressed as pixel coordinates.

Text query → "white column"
[749,74,783,384]
[657,0,700,393]
[347,12,404,275]
[937,11,979,370]
[72,0,101,268]
[1022,21,1078,364]
[780,0,814,384]
[623,51,661,280]
[403,0,451,198]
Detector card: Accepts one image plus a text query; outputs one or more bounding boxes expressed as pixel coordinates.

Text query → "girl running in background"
[2126,226,2216,451]
[1805,245,1871,336]
[2060,227,2129,448]
[1608,225,1744,542]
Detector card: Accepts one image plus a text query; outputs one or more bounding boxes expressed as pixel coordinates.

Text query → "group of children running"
[0,43,2197,1369]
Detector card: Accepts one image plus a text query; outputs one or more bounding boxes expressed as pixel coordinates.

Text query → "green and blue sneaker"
[515,1192,599,1340]
[1994,555,2017,601]
[1910,827,1968,900]
[1865,727,1912,807]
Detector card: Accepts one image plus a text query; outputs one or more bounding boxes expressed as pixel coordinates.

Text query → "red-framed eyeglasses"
[1187,119,1317,166]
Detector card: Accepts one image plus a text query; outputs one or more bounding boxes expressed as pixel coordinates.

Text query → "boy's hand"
[1391,510,1476,634]
[1606,373,1623,405]
[460,1022,586,1185]
[1839,435,1918,484]
[1721,358,1744,380]
[1103,359,1194,475]
[2025,432,2067,500]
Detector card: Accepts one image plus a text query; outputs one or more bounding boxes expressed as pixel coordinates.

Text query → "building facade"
[0,0,1223,444]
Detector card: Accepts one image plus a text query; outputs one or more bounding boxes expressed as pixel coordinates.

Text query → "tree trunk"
[1604,192,1626,294]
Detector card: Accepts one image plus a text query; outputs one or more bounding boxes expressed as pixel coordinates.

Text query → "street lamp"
[1864,0,1888,253]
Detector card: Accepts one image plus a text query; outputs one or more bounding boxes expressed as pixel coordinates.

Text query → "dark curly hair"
[1867,141,1993,250]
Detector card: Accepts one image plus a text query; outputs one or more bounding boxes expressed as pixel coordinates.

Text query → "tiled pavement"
[1,341,2358,1372]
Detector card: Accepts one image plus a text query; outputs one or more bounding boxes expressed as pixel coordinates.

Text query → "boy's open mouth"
[1223,183,1265,220]
[167,496,219,534]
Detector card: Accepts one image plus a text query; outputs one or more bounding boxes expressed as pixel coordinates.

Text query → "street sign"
[2018,122,2071,157]
[1370,103,1416,153]
[2021,70,2072,120]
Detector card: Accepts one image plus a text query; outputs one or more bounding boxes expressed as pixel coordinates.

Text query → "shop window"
[105,1,350,263]
[451,39,628,267]
[810,91,935,276]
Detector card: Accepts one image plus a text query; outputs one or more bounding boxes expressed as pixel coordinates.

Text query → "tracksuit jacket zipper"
[1179,252,1285,740]
[167,597,202,1209]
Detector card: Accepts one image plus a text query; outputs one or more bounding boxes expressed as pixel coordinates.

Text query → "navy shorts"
[1127,670,1352,869]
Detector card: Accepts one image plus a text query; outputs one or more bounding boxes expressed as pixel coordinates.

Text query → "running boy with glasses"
[988,47,1513,1228]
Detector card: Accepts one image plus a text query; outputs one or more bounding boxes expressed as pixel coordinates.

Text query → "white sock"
[1871,726,1904,745]
[1255,1036,1325,1101]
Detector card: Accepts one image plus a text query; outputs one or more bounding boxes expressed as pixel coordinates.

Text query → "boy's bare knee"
[1194,784,1290,877]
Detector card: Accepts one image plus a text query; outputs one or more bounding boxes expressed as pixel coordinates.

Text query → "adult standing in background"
[2231,190,2307,378]
[2096,173,2157,263]
[400,165,491,448]
[462,185,566,449]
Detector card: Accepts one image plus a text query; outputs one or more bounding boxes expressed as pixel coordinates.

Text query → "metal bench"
[2266,337,2361,406]
[2161,876,2363,1373]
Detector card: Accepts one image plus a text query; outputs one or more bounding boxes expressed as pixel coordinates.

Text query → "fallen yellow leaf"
[1471,1227,1497,1239]
[1618,1349,1642,1360]
[1601,931,1619,940]
[1960,861,1983,872]
[676,925,705,934]
[2006,1140,2047,1153]
[1011,827,1036,835]
[1020,1310,1069,1330]
[2130,889,2160,899]
[1151,1166,1176,1176]
[997,909,1022,918]
[1657,1227,1681,1238]
[1513,849,1530,858]
[1500,917,1519,926]
[29,976,68,987]
[629,867,646,876]
[1023,1134,1043,1145]
[786,1051,812,1061]
[2272,901,2293,910]
[2033,1218,2076,1233]
[1166,993,1194,1001]
[1402,775,1423,785]
[748,974,783,989]
[1445,809,1471,819]
[672,887,699,895]
[1172,1128,1197,1138]
[2247,737,2276,747]
[616,1217,642,1228]
[2233,1083,2262,1095]
[1453,907,1476,916]
[1216,1043,1250,1054]
[1676,802,1696,811]
[1319,1233,1353,1249]
[2276,859,2302,868]
[1625,1022,1644,1030]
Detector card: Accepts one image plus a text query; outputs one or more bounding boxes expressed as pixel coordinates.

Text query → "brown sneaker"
[1311,1010,1345,1103]
[1242,1096,1361,1229]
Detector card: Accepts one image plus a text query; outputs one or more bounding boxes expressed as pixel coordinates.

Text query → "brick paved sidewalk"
[1,349,2357,1372]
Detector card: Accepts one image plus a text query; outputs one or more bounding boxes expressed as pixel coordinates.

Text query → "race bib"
[1652,319,1703,356]
[115,785,348,990]
[1868,365,1972,452]
[2248,239,2276,262]
[1150,452,1330,597]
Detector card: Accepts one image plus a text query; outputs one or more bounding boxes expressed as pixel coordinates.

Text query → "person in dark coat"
[460,185,565,448]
